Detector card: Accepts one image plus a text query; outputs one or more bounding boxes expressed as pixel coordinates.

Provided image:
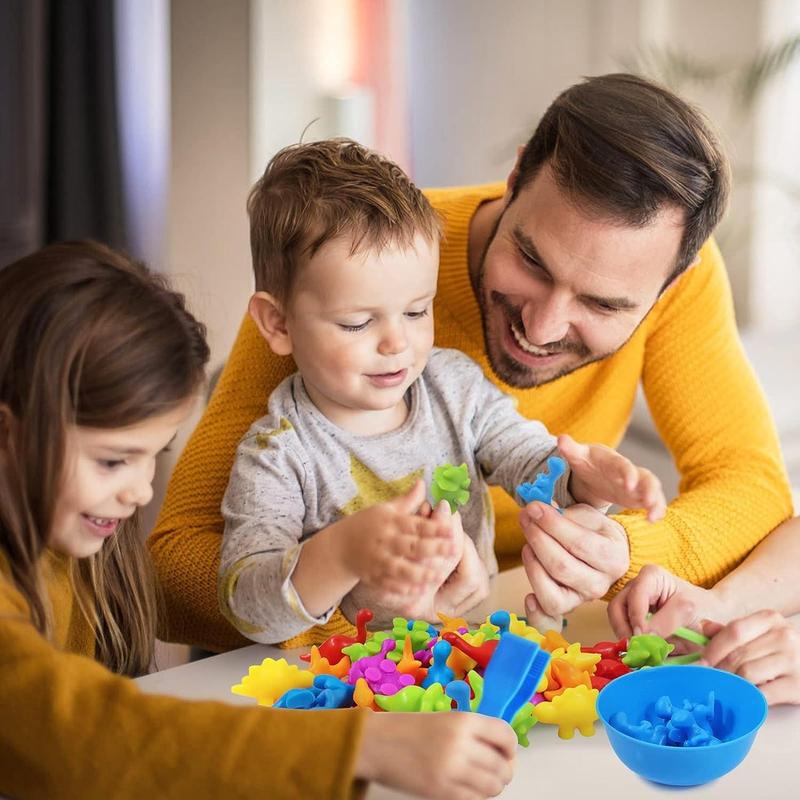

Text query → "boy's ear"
[249,292,293,356]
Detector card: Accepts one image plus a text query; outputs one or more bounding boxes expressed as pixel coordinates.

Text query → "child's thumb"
[390,479,426,513]
[700,619,724,638]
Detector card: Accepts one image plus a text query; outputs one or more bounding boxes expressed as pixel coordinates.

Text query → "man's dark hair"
[514,73,731,282]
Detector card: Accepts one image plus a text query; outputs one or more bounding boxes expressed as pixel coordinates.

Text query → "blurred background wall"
[2,0,799,662]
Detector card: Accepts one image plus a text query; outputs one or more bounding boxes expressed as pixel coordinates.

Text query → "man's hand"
[520,501,630,623]
[335,480,458,596]
[700,612,800,706]
[559,433,666,522]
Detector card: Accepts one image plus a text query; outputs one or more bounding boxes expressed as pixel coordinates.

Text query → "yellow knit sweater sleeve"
[609,239,793,592]
[0,562,366,800]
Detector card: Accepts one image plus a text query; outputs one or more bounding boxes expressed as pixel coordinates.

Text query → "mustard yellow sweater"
[0,550,365,800]
[149,183,792,653]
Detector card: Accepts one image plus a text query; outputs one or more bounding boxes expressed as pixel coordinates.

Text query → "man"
[150,73,791,651]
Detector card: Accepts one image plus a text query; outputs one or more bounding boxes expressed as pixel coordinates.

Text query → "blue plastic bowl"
[596,665,767,786]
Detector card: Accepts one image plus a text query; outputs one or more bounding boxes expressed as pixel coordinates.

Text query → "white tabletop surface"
[136,568,800,799]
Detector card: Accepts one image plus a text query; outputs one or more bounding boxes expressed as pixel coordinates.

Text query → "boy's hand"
[558,433,666,522]
[699,611,800,706]
[433,530,490,619]
[374,500,470,620]
[607,563,730,639]
[335,480,457,597]
[356,710,517,799]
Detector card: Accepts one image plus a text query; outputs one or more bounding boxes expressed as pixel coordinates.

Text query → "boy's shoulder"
[422,348,495,405]
[239,372,305,450]
[425,346,487,380]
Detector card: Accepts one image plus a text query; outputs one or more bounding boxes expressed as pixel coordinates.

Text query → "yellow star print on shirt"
[339,454,425,516]
[255,417,293,449]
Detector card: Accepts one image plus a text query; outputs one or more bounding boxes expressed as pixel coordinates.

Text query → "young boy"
[219,139,665,644]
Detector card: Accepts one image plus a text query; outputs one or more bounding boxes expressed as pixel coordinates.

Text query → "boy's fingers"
[432,499,452,519]
[620,460,638,492]
[557,433,590,465]
[412,537,457,560]
[409,516,454,545]
[390,479,426,514]
[392,530,453,561]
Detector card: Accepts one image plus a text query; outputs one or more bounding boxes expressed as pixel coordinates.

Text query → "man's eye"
[519,249,548,276]
[338,320,370,332]
[593,300,619,314]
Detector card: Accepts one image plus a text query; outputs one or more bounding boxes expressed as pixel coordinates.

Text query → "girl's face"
[49,401,194,558]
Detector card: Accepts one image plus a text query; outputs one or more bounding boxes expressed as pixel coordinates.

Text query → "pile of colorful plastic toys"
[230,605,710,747]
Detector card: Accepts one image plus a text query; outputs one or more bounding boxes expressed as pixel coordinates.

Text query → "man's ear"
[662,253,703,294]
[249,292,293,356]
[502,144,527,203]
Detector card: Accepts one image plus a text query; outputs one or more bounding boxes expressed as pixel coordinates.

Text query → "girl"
[0,241,516,800]
[608,516,800,705]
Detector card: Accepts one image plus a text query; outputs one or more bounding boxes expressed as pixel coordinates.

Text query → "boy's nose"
[378,322,408,355]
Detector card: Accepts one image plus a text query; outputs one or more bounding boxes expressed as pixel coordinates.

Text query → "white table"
[137,568,800,799]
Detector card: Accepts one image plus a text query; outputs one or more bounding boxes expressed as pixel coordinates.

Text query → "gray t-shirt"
[220,347,571,643]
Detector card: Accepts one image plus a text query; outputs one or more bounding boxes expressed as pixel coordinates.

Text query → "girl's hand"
[700,611,800,706]
[558,433,666,522]
[355,710,517,799]
[608,563,730,639]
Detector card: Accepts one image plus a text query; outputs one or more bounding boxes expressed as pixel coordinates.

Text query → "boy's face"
[282,232,438,431]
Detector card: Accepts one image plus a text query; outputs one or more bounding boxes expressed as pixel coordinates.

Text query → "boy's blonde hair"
[247,138,442,303]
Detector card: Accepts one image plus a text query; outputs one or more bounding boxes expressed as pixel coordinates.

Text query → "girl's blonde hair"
[0,241,209,675]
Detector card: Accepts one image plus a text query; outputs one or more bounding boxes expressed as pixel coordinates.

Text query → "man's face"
[477,164,685,387]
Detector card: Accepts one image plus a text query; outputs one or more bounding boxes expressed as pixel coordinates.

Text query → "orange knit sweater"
[149,183,792,652]
[0,550,365,799]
